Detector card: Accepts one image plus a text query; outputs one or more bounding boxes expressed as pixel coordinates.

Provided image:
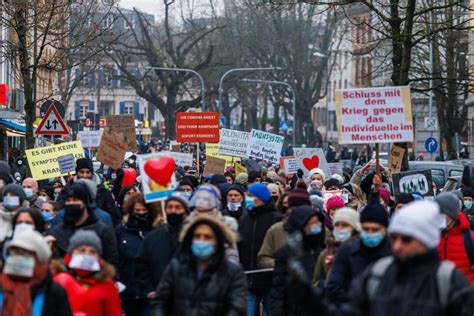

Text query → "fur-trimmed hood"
[180,213,237,245]
[51,257,116,283]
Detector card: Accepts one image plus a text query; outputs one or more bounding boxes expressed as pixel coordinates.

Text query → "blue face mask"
[308,224,322,235]
[245,197,256,211]
[464,201,473,210]
[23,188,33,199]
[227,202,241,212]
[41,211,53,222]
[360,231,384,248]
[184,192,193,200]
[191,240,215,260]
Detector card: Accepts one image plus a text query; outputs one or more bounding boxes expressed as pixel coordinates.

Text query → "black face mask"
[134,212,150,223]
[64,205,85,225]
[272,196,279,203]
[303,234,322,247]
[167,213,184,226]
[280,206,288,214]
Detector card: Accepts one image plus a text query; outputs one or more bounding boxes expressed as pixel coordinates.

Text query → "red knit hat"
[327,195,345,211]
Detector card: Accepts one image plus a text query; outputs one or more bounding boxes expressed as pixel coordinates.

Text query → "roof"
[0,119,26,136]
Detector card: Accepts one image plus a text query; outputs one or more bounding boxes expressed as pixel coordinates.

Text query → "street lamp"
[241,78,296,147]
[147,66,206,111]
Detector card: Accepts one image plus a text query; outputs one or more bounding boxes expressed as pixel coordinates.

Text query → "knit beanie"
[0,161,11,184]
[288,189,311,208]
[360,202,389,227]
[67,230,103,255]
[210,174,227,186]
[388,201,441,249]
[342,183,354,195]
[75,158,94,173]
[235,173,248,185]
[327,196,345,211]
[324,178,341,190]
[287,205,317,233]
[64,183,91,206]
[3,184,27,205]
[248,183,271,204]
[227,184,245,197]
[434,192,459,220]
[166,192,190,214]
[333,207,361,232]
[308,168,326,182]
[189,185,221,210]
[310,195,324,212]
[6,230,51,262]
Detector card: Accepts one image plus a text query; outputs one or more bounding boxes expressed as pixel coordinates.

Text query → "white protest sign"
[159,151,193,168]
[218,129,250,158]
[294,148,331,179]
[246,129,284,164]
[57,154,75,174]
[280,156,299,174]
[328,163,343,176]
[335,86,413,144]
[78,130,103,148]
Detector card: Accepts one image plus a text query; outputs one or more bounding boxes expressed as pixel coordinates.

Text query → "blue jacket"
[51,205,113,229]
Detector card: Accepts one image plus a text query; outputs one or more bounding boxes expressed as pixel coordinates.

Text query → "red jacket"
[437,212,474,284]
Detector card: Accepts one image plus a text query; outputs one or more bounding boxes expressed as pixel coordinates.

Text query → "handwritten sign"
[106,114,136,151]
[204,156,226,177]
[392,169,434,198]
[206,143,239,166]
[218,129,250,158]
[388,145,406,175]
[96,127,127,169]
[78,130,103,148]
[235,161,248,176]
[246,129,284,164]
[294,148,330,179]
[280,156,299,174]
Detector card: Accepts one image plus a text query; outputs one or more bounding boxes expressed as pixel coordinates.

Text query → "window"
[99,101,112,117]
[80,104,88,119]
[125,104,133,114]
[104,70,113,88]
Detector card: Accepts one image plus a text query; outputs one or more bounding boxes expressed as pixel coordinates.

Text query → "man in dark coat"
[238,183,282,316]
[222,184,246,220]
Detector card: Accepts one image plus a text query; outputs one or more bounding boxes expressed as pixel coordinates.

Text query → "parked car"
[408,161,464,188]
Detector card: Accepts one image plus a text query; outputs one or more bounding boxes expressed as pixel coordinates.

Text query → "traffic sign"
[425,137,438,153]
[40,100,65,117]
[99,118,106,127]
[280,121,289,132]
[424,117,438,131]
[36,104,69,135]
[85,118,91,127]
[219,117,226,128]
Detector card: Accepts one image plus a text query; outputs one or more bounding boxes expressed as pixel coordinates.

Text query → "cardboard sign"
[335,86,414,144]
[392,169,434,198]
[158,151,193,168]
[280,156,299,174]
[96,127,127,169]
[137,153,178,202]
[246,129,284,164]
[294,148,331,179]
[234,161,248,176]
[206,143,239,166]
[25,141,85,180]
[57,154,75,174]
[106,114,136,151]
[78,130,103,148]
[218,129,250,158]
[176,112,220,143]
[171,144,181,152]
[204,156,226,177]
[388,145,406,175]
[328,163,344,176]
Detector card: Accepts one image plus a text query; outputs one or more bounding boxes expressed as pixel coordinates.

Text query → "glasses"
[389,234,414,244]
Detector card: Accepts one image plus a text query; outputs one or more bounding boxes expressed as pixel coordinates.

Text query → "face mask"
[41,211,53,222]
[360,231,384,248]
[14,223,35,236]
[333,228,352,242]
[15,177,21,182]
[23,188,33,199]
[64,205,85,224]
[271,195,279,203]
[17,160,22,165]
[464,201,473,210]
[38,196,48,203]
[68,253,100,272]
[167,213,184,226]
[3,196,20,210]
[245,196,256,211]
[134,212,149,223]
[191,240,215,260]
[308,224,322,235]
[280,206,288,214]
[4,255,35,277]
[111,173,117,180]
[227,202,241,212]
[341,194,349,204]
[183,192,193,200]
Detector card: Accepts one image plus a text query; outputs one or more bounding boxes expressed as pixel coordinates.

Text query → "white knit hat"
[308,168,326,182]
[388,200,441,249]
[6,230,51,262]
[333,207,361,232]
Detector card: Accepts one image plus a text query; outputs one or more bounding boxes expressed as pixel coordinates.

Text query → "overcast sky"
[119,0,161,17]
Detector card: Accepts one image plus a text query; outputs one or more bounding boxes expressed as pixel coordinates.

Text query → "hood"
[180,213,237,245]
[51,258,116,283]
[74,178,98,200]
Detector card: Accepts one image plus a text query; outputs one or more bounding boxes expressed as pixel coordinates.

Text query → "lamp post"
[241,78,296,147]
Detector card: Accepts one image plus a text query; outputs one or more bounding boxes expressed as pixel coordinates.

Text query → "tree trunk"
[166,90,177,140]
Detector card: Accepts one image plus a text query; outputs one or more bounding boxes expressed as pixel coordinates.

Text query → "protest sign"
[328,163,344,176]
[171,144,181,152]
[243,159,262,172]
[218,129,250,158]
[137,153,178,203]
[235,161,248,176]
[158,151,193,168]
[392,169,434,198]
[206,143,239,166]
[246,129,284,164]
[57,154,75,174]
[322,190,343,209]
[25,141,85,180]
[335,86,414,144]
[96,127,127,169]
[340,159,352,169]
[176,112,220,143]
[78,130,103,148]
[204,156,226,177]
[106,114,136,151]
[388,145,406,175]
[294,148,330,179]
[280,156,299,174]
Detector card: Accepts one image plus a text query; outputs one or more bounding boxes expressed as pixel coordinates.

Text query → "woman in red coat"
[52,230,122,316]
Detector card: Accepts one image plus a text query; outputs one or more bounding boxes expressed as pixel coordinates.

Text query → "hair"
[122,192,164,226]
[43,201,60,214]
[117,184,136,207]
[351,183,367,204]
[248,170,261,183]
[224,172,234,182]
[12,208,46,234]
[276,192,289,213]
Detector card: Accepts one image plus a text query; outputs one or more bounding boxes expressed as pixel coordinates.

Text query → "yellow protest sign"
[25,141,85,180]
[205,144,240,166]
[235,161,247,176]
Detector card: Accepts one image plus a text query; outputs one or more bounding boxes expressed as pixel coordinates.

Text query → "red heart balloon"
[303,155,320,171]
[144,157,176,186]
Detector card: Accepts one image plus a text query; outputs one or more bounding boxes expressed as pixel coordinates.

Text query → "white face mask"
[69,253,100,272]
[333,228,352,242]
[38,196,48,203]
[4,255,35,277]
[14,223,35,236]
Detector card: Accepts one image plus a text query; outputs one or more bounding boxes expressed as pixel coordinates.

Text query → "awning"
[0,119,26,137]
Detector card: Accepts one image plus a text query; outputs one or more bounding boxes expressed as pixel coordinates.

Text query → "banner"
[218,129,250,158]
[158,151,193,168]
[176,112,220,143]
[204,156,226,177]
[234,161,248,176]
[392,169,434,198]
[388,145,406,175]
[106,114,136,151]
[206,144,239,166]
[280,156,299,174]
[96,127,127,170]
[246,129,284,164]
[137,153,178,202]
[328,163,344,176]
[25,141,85,180]
[335,86,414,144]
[294,148,331,179]
[78,130,103,148]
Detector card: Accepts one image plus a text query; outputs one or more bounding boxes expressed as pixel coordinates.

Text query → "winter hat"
[333,207,361,232]
[0,161,11,184]
[39,185,54,201]
[331,174,345,185]
[64,183,91,206]
[324,178,341,190]
[75,157,93,173]
[227,184,246,197]
[342,183,354,195]
[395,193,415,206]
[235,173,248,185]
[247,183,271,204]
[3,184,27,205]
[210,174,227,186]
[434,192,460,220]
[411,192,424,201]
[388,201,441,249]
[327,196,345,211]
[267,183,280,194]
[166,192,190,214]
[460,188,473,199]
[182,175,199,190]
[360,202,389,227]
[309,189,323,197]
[180,177,195,190]
[310,195,324,212]
[6,230,51,262]
[288,189,311,208]
[287,205,317,233]
[189,185,221,210]
[75,178,98,200]
[67,230,103,255]
[379,188,391,205]
[308,168,326,182]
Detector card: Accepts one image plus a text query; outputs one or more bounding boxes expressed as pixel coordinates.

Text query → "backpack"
[367,256,455,309]
[462,229,474,270]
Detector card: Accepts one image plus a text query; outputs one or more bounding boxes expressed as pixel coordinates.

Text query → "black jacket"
[151,257,247,316]
[325,237,392,305]
[134,224,182,295]
[238,202,282,289]
[95,186,121,226]
[339,250,474,316]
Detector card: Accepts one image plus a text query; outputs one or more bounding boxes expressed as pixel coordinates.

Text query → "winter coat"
[134,224,182,295]
[0,201,29,242]
[96,186,121,226]
[257,221,289,269]
[437,212,474,284]
[51,205,114,229]
[338,250,474,316]
[116,216,155,299]
[53,259,122,316]
[325,237,392,305]
[46,213,119,267]
[238,202,283,289]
